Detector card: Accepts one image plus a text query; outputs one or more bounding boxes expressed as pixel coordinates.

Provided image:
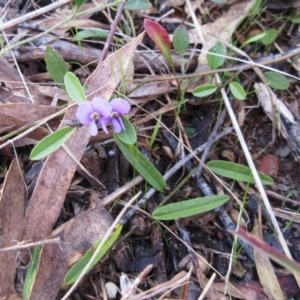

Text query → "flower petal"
[76,102,94,124]
[90,121,98,136]
[110,98,131,114]
[91,97,112,118]
[111,118,124,133]
[99,118,109,134]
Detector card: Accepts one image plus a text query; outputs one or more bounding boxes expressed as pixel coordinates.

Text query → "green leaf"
[149,114,161,147]
[73,29,110,41]
[125,0,152,10]
[45,46,68,91]
[30,126,76,161]
[291,13,300,24]
[75,0,88,9]
[114,116,137,145]
[64,225,122,285]
[193,84,217,97]
[264,71,289,90]
[23,246,42,300]
[206,160,274,185]
[153,195,230,220]
[229,82,246,100]
[173,25,189,58]
[261,29,278,46]
[144,19,172,65]
[241,32,266,47]
[64,72,86,104]
[184,127,196,138]
[207,41,226,70]
[114,134,166,191]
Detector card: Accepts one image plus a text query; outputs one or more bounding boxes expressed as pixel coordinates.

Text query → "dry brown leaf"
[0,103,62,141]
[0,159,26,299]
[86,32,145,100]
[23,32,144,243]
[0,57,48,104]
[213,281,269,300]
[29,194,113,299]
[188,0,255,66]
[255,82,300,155]
[127,81,174,100]
[34,17,109,36]
[253,220,285,300]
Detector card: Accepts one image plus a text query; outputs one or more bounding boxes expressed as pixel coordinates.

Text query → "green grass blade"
[23,246,42,300]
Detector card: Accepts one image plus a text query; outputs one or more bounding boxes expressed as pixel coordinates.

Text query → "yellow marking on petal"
[91,112,99,120]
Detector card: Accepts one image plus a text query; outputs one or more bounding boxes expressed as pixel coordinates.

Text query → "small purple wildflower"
[76,97,112,136]
[109,98,131,133]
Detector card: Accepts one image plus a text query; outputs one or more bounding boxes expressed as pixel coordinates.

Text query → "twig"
[0,237,60,253]
[100,1,126,62]
[194,107,228,177]
[0,0,72,32]
[134,47,300,83]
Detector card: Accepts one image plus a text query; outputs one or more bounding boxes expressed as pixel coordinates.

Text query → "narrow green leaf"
[125,0,152,10]
[206,160,274,185]
[193,84,217,97]
[264,71,289,90]
[30,126,76,161]
[64,72,86,104]
[173,25,189,58]
[114,134,166,191]
[207,41,226,70]
[234,228,300,274]
[261,29,278,45]
[241,32,266,47]
[64,225,122,285]
[229,82,246,100]
[73,29,110,41]
[149,114,161,147]
[45,46,68,90]
[153,195,230,220]
[75,0,88,9]
[114,116,137,145]
[23,246,42,300]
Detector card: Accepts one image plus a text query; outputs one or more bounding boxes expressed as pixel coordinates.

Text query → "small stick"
[100,1,126,62]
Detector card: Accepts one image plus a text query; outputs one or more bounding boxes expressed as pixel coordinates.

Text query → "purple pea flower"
[76,97,112,136]
[109,98,131,133]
